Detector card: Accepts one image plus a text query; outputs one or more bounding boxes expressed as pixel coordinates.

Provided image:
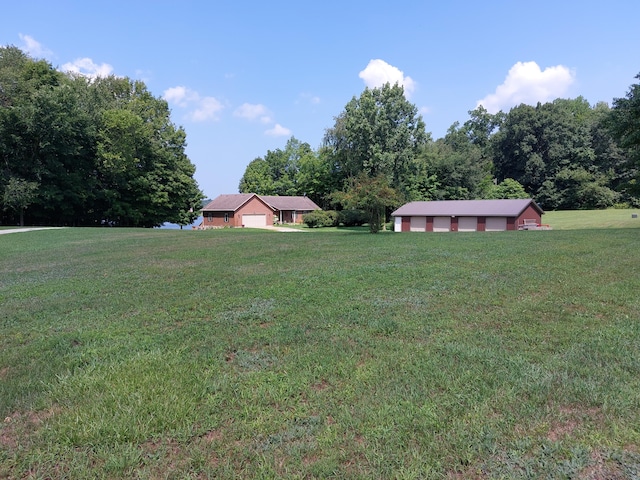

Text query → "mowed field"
[1,210,639,479]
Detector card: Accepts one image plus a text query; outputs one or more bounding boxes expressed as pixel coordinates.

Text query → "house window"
[207,212,212,221]
[224,213,229,223]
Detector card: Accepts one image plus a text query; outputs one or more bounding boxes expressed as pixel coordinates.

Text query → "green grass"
[543,208,640,230]
[1,221,639,479]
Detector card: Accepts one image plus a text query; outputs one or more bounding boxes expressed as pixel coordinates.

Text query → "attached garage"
[200,193,275,228]
[391,199,546,233]
[242,214,267,227]
[485,216,507,231]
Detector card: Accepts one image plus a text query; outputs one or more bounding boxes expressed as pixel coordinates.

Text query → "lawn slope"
[1,226,639,478]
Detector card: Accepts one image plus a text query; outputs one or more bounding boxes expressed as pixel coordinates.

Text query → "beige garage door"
[433,216,451,232]
[242,214,267,227]
[410,216,426,232]
[458,217,478,232]
[485,217,507,231]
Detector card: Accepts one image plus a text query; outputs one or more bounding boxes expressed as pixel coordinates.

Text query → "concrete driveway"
[257,226,304,232]
[0,227,64,235]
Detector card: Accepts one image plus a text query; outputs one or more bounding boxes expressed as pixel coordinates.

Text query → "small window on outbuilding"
[224,213,229,223]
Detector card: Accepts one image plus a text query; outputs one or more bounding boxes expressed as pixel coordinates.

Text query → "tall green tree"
[0,47,203,226]
[491,98,621,209]
[413,126,490,200]
[238,137,323,199]
[609,73,640,197]
[296,146,338,208]
[462,106,505,149]
[484,178,529,199]
[323,83,429,191]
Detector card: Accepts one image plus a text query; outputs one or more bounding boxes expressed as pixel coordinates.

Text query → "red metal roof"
[391,199,543,217]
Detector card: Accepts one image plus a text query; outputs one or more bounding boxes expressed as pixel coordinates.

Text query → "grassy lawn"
[1,221,639,478]
[543,208,640,230]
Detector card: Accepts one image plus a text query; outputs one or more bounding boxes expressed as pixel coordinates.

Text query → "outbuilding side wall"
[515,204,542,228]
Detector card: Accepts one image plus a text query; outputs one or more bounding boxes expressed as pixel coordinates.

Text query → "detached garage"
[392,199,545,232]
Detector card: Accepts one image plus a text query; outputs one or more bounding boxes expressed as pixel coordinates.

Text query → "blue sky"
[3,0,639,199]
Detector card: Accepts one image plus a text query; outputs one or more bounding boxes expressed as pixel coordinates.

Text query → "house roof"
[202,194,320,212]
[202,193,275,212]
[261,196,320,211]
[391,199,543,217]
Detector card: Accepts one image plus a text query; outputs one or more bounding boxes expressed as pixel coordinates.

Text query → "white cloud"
[359,59,416,97]
[163,86,199,107]
[234,103,272,124]
[18,34,52,58]
[189,97,224,122]
[265,123,292,137]
[61,57,114,79]
[477,61,576,113]
[163,86,224,122]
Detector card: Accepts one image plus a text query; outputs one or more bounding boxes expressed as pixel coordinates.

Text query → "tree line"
[0,46,203,227]
[240,79,640,230]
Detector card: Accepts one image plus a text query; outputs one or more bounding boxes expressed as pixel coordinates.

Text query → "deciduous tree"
[609,73,640,197]
[323,83,429,191]
[2,177,38,226]
[332,173,402,233]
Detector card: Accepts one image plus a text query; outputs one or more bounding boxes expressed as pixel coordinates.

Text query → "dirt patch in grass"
[311,379,330,391]
[202,428,224,443]
[546,404,603,442]
[577,450,627,479]
[1,407,59,450]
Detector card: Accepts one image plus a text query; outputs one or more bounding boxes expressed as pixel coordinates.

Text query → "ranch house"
[199,193,320,228]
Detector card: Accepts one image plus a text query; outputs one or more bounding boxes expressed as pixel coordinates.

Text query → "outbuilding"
[391,199,546,232]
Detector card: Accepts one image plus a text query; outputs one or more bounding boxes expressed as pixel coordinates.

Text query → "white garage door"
[458,217,478,232]
[242,214,267,227]
[485,217,507,231]
[410,216,426,232]
[433,217,451,232]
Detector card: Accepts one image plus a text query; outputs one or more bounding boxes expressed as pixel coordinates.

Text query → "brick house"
[199,193,320,229]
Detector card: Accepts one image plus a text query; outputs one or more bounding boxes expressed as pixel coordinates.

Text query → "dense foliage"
[0,46,203,227]
[241,78,640,224]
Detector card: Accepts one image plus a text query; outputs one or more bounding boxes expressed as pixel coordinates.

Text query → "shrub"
[337,209,367,227]
[612,202,631,209]
[302,210,337,228]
